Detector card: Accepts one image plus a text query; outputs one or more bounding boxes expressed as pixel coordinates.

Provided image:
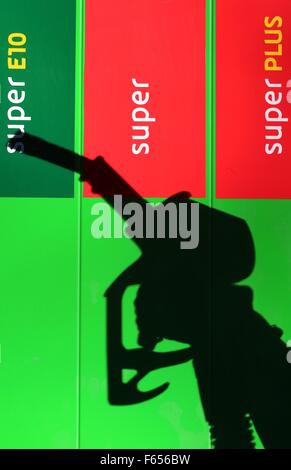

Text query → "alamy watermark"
[91,195,199,250]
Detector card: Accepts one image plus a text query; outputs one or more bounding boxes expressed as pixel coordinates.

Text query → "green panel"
[79,199,210,448]
[211,199,291,449]
[0,200,79,448]
[0,0,75,196]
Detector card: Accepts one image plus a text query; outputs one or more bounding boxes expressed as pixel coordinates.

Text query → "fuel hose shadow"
[8,132,291,449]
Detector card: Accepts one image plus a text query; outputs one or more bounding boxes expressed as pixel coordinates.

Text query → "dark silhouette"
[8,133,291,449]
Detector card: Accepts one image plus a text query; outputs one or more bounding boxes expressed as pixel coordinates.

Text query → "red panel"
[217,0,291,198]
[84,0,205,198]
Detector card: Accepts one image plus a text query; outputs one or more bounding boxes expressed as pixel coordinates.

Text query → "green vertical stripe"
[74,0,85,449]
[206,0,215,207]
